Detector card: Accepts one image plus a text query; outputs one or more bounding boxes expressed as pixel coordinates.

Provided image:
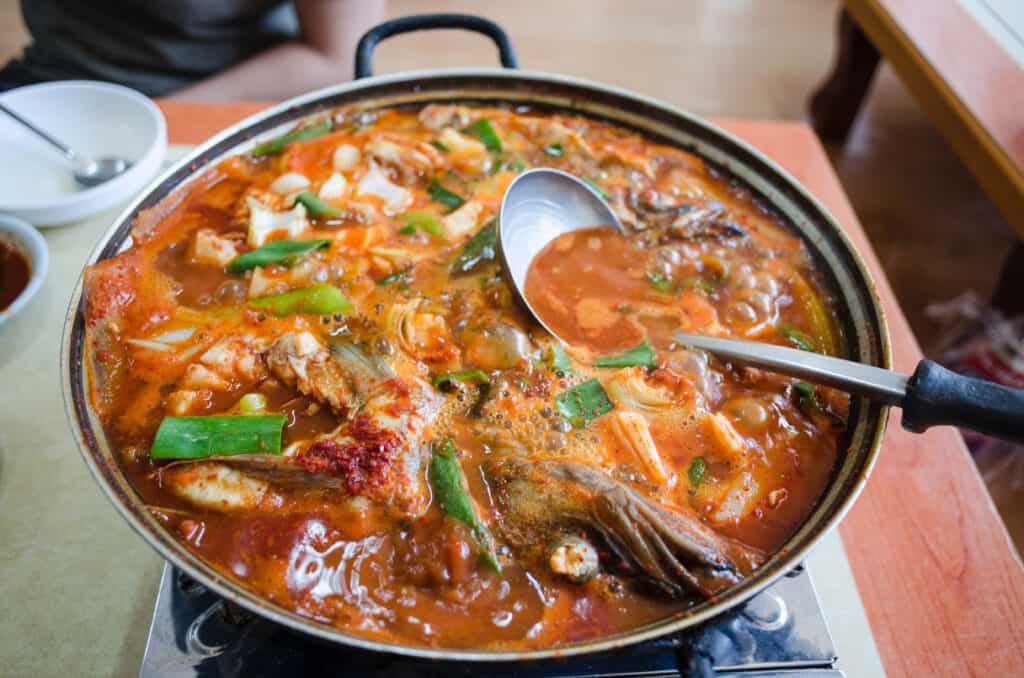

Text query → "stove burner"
[141,563,843,677]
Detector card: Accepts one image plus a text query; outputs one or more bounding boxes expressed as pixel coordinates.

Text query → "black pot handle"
[902,359,1024,442]
[354,14,519,79]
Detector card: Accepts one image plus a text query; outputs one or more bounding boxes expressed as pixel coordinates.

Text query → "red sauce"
[0,240,31,311]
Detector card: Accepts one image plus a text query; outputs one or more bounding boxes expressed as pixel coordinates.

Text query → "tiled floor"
[2,0,1019,541]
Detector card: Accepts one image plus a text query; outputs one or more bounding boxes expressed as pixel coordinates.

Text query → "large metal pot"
[61,15,890,663]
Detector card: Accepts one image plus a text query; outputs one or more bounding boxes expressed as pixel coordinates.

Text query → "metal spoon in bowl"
[0,103,131,188]
[497,167,1024,442]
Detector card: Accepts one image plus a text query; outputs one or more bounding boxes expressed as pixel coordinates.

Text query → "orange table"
[158,100,1024,676]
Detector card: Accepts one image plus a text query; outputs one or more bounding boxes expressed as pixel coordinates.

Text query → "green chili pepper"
[151,415,285,460]
[250,284,353,316]
[227,238,331,274]
[429,439,502,573]
[402,211,445,238]
[430,139,450,152]
[428,179,465,211]
[295,191,342,218]
[555,379,614,428]
[398,224,416,236]
[251,120,332,157]
[595,339,658,369]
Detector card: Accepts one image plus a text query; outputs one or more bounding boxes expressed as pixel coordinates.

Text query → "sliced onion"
[333,144,361,171]
[318,172,348,200]
[356,165,411,215]
[125,338,174,352]
[270,172,311,195]
[151,328,196,344]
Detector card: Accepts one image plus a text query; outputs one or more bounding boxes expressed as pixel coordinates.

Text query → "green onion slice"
[428,179,465,211]
[463,118,502,152]
[555,378,614,428]
[227,238,331,274]
[401,211,445,238]
[375,268,410,286]
[793,381,822,416]
[151,415,285,460]
[250,284,353,316]
[451,221,497,274]
[595,339,658,369]
[688,456,706,489]
[251,120,332,157]
[583,177,609,199]
[430,139,450,153]
[429,439,502,573]
[779,324,817,352]
[432,370,490,389]
[542,143,564,157]
[295,191,342,218]
[549,344,574,372]
[646,271,673,292]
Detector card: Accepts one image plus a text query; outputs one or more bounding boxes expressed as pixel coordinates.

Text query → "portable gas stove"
[140,562,842,677]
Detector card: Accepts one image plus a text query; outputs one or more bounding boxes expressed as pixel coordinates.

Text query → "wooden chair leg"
[809,9,881,141]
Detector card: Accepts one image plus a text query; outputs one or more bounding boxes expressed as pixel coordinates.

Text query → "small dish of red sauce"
[0,214,48,325]
[0,239,31,312]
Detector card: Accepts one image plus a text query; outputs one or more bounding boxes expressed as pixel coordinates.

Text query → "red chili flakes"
[298,415,400,495]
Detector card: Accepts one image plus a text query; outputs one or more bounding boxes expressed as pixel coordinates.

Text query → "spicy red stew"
[83,104,846,649]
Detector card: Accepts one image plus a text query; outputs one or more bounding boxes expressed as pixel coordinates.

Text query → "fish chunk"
[482,458,761,599]
[162,462,273,511]
[264,332,357,416]
[167,335,268,415]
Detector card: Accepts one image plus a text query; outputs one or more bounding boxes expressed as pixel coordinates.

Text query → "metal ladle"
[497,167,1024,442]
[0,103,131,188]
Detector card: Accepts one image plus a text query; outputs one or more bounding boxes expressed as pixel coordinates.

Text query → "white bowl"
[0,214,48,326]
[0,81,166,227]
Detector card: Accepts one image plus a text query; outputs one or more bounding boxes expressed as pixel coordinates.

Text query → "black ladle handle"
[902,359,1024,441]
[354,14,519,79]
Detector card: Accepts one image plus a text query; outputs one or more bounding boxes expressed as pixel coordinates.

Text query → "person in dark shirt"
[0,0,386,99]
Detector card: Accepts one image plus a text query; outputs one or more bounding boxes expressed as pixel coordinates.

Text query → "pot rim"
[61,67,891,661]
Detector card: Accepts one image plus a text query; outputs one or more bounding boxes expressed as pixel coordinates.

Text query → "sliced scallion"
[227,238,331,274]
[251,120,332,157]
[555,379,613,428]
[151,415,286,460]
[688,456,706,489]
[428,179,465,211]
[451,221,497,274]
[463,118,502,152]
[402,211,445,238]
[295,191,342,218]
[595,339,657,369]
[779,324,817,352]
[431,370,490,389]
[250,284,353,316]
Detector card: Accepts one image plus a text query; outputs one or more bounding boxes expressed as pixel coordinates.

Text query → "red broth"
[0,240,31,311]
[83,104,847,650]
